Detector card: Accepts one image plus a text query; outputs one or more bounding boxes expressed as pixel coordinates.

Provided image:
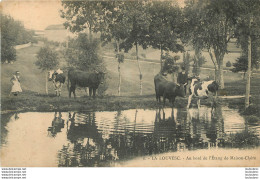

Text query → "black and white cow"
[187,77,219,109]
[48,69,66,96]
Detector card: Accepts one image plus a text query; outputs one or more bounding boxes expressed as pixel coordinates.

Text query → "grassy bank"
[1,93,165,113]
[1,45,260,118]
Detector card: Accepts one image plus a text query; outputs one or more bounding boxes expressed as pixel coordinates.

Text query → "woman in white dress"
[10,71,22,96]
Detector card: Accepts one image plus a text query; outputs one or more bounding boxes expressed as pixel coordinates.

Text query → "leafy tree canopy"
[1,14,36,62]
[65,33,105,72]
[35,46,59,71]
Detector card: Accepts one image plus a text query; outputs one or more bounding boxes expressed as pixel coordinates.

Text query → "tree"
[182,52,193,77]
[65,33,104,71]
[97,1,130,96]
[162,53,180,74]
[60,1,103,41]
[231,56,248,78]
[147,2,184,72]
[184,0,239,89]
[192,52,206,76]
[234,0,260,109]
[35,46,59,94]
[1,14,36,63]
[60,1,114,95]
[119,1,151,95]
[226,61,232,67]
[1,14,19,63]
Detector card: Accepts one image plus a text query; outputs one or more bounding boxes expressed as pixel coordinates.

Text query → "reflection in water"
[1,106,259,167]
[48,112,65,137]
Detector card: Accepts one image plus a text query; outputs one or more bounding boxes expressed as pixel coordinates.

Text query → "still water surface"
[1,106,259,167]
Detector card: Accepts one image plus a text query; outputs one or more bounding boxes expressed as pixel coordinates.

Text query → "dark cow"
[187,77,219,109]
[67,69,105,98]
[48,69,66,96]
[154,74,186,106]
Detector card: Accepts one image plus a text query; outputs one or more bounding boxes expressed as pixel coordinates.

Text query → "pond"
[1,106,259,167]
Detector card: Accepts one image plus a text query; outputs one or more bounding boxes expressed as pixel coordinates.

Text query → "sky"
[1,0,186,31]
[1,0,65,30]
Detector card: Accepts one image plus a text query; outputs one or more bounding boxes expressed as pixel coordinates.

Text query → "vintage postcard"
[1,0,260,168]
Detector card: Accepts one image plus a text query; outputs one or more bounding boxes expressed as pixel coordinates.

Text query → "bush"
[162,53,180,74]
[35,46,59,70]
[1,45,16,63]
[141,53,146,58]
[65,33,103,71]
[226,61,232,67]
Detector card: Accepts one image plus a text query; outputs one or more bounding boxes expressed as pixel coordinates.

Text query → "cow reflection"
[58,112,119,167]
[48,112,65,137]
[154,107,177,153]
[186,105,224,149]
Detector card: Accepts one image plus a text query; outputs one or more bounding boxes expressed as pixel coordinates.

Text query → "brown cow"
[154,74,186,106]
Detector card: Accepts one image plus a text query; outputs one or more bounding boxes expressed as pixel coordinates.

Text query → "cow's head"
[48,70,55,81]
[177,83,186,98]
[207,81,219,94]
[48,70,58,81]
[95,71,106,84]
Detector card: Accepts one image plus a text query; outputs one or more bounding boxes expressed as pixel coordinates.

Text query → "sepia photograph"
[1,0,260,169]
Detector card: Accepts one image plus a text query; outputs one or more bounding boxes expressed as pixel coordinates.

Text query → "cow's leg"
[93,88,96,98]
[163,94,166,107]
[57,82,61,97]
[187,95,193,108]
[211,93,217,113]
[197,99,201,109]
[171,97,176,108]
[69,86,73,98]
[73,89,76,98]
[53,83,57,96]
[89,88,92,97]
[70,85,76,98]
[59,83,63,97]
[69,86,72,98]
[155,91,160,103]
[56,85,58,96]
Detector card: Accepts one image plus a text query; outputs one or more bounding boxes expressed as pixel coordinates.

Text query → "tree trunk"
[118,62,121,96]
[89,26,92,42]
[46,72,48,95]
[194,47,200,76]
[218,59,224,89]
[215,66,218,82]
[245,34,252,109]
[208,49,218,81]
[160,45,163,73]
[116,40,121,96]
[136,43,142,95]
[208,49,224,89]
